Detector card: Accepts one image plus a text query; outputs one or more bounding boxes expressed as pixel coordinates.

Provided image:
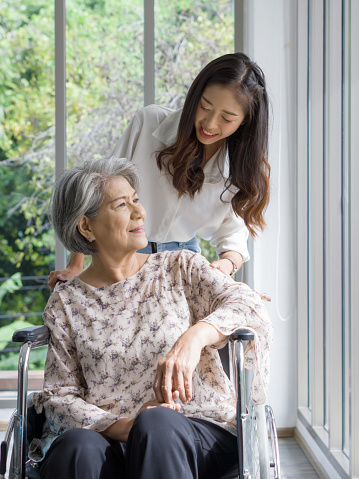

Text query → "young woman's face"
[194,84,245,155]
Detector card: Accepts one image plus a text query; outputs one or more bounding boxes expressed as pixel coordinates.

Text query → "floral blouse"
[30,250,273,461]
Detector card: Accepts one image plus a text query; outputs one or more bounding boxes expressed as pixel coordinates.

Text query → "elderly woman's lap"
[40,408,238,479]
[127,408,238,479]
[39,428,126,479]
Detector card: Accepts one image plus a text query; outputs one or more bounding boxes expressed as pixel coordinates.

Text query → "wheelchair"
[0,325,281,479]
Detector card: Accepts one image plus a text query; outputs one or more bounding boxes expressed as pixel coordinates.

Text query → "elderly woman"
[31,157,273,479]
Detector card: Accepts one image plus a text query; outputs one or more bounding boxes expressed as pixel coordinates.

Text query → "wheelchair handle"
[230,329,254,342]
[12,325,50,344]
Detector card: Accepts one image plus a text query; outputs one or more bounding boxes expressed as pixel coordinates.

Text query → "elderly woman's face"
[87,176,147,255]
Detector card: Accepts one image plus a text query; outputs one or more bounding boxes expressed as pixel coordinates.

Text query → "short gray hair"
[52,157,140,255]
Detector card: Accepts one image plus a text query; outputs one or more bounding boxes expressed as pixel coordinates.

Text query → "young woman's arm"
[210,251,243,276]
[48,252,85,292]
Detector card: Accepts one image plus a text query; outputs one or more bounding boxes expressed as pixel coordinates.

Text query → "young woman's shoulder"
[134,104,175,125]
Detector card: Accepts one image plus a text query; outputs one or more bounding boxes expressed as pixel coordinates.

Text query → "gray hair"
[51,157,140,255]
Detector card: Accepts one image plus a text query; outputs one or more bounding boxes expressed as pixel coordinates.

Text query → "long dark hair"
[156,52,270,237]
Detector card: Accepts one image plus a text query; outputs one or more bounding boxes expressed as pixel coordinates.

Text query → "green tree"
[0,0,233,368]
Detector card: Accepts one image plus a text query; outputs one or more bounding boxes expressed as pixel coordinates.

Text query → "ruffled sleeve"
[33,292,121,435]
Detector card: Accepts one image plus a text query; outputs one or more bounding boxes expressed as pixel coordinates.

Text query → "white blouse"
[30,251,273,461]
[110,104,250,261]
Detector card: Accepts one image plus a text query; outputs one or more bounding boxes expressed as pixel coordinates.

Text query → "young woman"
[48,52,270,290]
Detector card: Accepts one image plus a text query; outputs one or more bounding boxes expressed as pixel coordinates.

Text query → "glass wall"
[154,0,234,260]
[296,0,357,476]
[65,0,144,167]
[154,1,234,109]
[0,0,55,370]
[0,1,235,371]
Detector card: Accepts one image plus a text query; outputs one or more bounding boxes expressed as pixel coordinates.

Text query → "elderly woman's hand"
[153,322,226,405]
[102,396,181,442]
[137,395,181,414]
[153,329,202,405]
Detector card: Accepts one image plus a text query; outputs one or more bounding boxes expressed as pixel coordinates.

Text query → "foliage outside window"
[0,0,233,370]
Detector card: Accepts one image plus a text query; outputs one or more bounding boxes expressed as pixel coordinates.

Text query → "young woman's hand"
[48,267,80,292]
[48,252,85,292]
[210,251,243,276]
[209,258,234,275]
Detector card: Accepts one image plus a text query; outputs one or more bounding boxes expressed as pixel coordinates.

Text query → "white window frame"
[296,1,357,477]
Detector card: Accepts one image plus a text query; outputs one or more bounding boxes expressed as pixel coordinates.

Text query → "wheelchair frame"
[0,325,281,479]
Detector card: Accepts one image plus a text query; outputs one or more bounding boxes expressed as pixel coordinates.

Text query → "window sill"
[0,370,44,391]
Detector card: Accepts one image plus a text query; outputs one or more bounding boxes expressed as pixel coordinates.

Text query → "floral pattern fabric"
[30,250,273,461]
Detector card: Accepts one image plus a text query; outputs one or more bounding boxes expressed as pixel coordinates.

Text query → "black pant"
[39,408,238,479]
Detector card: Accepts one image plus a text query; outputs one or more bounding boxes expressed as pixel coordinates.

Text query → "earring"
[88,237,93,242]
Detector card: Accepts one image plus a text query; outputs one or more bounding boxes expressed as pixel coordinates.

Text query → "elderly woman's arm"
[153,251,273,406]
[36,294,179,443]
[36,302,124,436]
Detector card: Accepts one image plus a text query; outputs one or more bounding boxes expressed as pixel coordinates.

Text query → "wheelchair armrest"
[229,329,254,341]
[12,325,50,344]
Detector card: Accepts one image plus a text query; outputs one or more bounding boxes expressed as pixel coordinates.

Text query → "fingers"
[184,378,192,403]
[48,271,61,292]
[159,401,181,412]
[139,396,181,416]
[47,269,74,291]
[172,365,186,403]
[153,360,175,404]
[162,362,175,404]
[153,333,201,406]
[153,361,192,405]
[171,390,180,401]
[209,259,231,276]
[153,369,164,403]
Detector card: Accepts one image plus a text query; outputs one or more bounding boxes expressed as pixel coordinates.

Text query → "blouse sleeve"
[33,293,120,435]
[208,206,250,262]
[110,112,142,161]
[180,251,273,404]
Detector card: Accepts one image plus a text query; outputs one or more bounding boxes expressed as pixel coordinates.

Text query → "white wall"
[246,0,298,428]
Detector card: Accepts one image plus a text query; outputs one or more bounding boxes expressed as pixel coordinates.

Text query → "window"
[0,1,236,373]
[0,0,55,371]
[296,1,358,477]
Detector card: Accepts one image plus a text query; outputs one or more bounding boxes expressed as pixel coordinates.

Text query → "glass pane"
[342,80,350,459]
[155,0,234,260]
[342,0,350,457]
[0,0,55,371]
[307,0,312,411]
[155,0,234,109]
[66,0,144,168]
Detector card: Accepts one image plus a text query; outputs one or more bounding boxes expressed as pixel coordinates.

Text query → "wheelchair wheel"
[243,401,271,479]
